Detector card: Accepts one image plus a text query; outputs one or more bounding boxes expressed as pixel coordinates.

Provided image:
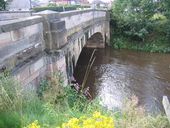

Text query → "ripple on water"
[74,48,170,114]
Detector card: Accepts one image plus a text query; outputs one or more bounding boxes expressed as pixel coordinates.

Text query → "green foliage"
[111,34,170,53]
[33,5,79,12]
[111,0,170,42]
[37,73,66,105]
[165,21,170,40]
[0,0,6,10]
[0,73,22,127]
[0,73,170,128]
[0,112,21,128]
[110,0,170,53]
[33,4,90,12]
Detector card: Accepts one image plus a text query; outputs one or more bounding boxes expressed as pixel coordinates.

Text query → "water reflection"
[74,47,170,114]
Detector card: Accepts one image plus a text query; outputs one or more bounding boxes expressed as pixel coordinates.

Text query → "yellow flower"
[24,120,41,128]
[93,111,101,118]
[60,111,114,128]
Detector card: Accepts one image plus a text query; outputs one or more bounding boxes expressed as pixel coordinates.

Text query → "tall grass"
[0,73,22,128]
[115,96,170,128]
[0,72,170,128]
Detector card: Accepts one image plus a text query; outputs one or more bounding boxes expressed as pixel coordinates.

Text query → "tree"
[0,0,7,10]
[111,0,170,41]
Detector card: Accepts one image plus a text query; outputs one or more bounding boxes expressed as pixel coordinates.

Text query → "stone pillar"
[35,10,67,52]
[35,10,68,84]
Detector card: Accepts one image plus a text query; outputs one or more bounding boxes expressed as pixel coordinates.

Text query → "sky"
[38,0,112,4]
[88,0,112,3]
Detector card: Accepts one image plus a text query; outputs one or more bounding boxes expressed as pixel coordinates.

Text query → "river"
[74,47,170,114]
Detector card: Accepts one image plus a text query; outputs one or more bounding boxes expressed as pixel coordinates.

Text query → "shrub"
[37,73,65,104]
[33,5,77,12]
[110,0,170,44]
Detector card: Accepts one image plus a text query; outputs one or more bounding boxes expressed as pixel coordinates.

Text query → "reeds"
[81,49,96,91]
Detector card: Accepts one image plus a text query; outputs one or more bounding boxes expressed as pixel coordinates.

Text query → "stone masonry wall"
[0,9,109,87]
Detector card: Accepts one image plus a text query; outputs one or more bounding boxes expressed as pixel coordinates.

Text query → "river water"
[74,47,170,114]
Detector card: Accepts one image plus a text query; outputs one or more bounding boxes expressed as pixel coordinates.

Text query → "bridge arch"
[85,32,105,48]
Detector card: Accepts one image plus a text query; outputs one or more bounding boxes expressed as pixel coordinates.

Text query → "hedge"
[32,5,91,12]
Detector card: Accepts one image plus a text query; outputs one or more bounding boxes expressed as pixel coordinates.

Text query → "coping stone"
[0,16,43,34]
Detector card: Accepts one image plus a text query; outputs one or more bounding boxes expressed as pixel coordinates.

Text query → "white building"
[7,0,32,11]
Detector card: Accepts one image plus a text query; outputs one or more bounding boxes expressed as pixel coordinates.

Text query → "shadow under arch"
[73,32,105,84]
[85,32,105,48]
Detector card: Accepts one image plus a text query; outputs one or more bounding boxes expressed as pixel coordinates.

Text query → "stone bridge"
[0,9,110,87]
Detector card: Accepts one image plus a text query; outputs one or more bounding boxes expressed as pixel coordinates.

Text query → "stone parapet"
[0,16,45,72]
[0,16,43,33]
[34,10,67,51]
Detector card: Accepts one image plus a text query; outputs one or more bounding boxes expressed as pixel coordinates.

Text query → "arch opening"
[85,32,105,48]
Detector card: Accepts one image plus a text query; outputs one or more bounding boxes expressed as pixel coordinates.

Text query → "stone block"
[51,20,65,31]
[51,29,67,49]
[47,63,54,73]
[24,23,43,37]
[0,16,43,34]
[28,33,42,43]
[11,29,25,41]
[17,66,30,82]
[56,57,66,71]
[35,10,59,20]
[0,32,12,48]
[30,58,44,74]
[22,70,40,86]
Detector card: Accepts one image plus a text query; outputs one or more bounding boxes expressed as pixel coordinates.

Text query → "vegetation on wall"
[110,0,170,52]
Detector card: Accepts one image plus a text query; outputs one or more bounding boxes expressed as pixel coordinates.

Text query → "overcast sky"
[88,0,112,3]
[38,0,112,3]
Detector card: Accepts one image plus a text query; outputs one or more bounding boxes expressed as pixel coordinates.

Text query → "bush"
[110,0,170,53]
[33,5,78,12]
[111,34,170,53]
[110,0,170,44]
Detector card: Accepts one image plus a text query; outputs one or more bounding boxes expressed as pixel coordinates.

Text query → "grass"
[111,34,170,53]
[0,72,170,128]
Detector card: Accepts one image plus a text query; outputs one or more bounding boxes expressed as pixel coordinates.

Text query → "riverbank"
[111,35,170,53]
[0,73,170,128]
